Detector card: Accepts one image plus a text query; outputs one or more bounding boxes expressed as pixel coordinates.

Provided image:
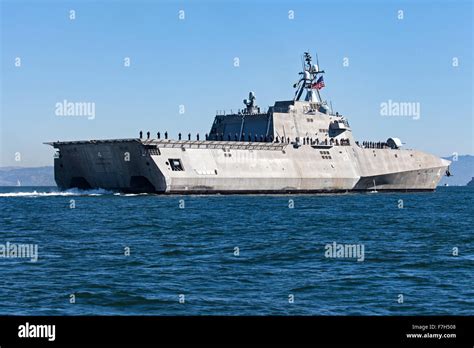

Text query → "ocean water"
[0,186,472,315]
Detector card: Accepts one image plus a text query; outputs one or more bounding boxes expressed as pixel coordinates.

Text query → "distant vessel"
[370,180,378,193]
[46,52,451,194]
[16,179,21,187]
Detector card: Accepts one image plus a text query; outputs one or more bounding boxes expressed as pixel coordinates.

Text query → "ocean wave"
[113,192,150,196]
[0,188,114,197]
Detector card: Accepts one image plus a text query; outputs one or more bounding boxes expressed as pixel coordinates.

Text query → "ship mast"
[293,52,325,103]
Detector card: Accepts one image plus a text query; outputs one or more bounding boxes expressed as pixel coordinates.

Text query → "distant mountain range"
[0,166,55,186]
[439,155,474,186]
[0,155,472,187]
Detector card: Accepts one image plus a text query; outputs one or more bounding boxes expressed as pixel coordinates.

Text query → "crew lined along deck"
[138,130,354,145]
[361,141,391,149]
[48,132,397,152]
[137,130,398,150]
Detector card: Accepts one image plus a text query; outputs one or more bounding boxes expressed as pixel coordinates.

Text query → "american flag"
[311,76,325,90]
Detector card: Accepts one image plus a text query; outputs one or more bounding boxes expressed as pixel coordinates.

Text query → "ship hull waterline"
[47,139,450,194]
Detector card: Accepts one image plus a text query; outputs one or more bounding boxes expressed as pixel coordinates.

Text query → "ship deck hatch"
[169,159,184,171]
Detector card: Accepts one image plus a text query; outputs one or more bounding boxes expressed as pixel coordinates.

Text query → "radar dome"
[387,137,402,149]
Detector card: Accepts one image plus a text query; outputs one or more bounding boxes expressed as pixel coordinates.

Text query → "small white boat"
[369,179,378,193]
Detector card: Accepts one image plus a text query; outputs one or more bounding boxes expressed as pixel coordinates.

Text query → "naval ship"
[46,53,450,193]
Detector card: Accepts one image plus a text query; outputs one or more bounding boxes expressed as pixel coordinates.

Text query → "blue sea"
[0,186,472,315]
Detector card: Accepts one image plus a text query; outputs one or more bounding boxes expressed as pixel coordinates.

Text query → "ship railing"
[145,139,285,151]
[359,141,394,149]
[215,107,294,115]
[216,108,270,116]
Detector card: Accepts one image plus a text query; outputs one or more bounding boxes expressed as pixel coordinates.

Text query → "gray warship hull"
[48,139,448,193]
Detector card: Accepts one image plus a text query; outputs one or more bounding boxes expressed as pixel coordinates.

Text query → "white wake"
[0,188,114,197]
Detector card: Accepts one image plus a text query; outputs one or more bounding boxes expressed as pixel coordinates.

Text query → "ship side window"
[169,158,184,171]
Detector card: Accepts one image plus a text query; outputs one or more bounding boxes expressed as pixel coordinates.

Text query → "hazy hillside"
[0,166,55,186]
[438,155,474,186]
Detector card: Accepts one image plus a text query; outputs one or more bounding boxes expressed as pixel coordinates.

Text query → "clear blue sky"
[1,0,472,167]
